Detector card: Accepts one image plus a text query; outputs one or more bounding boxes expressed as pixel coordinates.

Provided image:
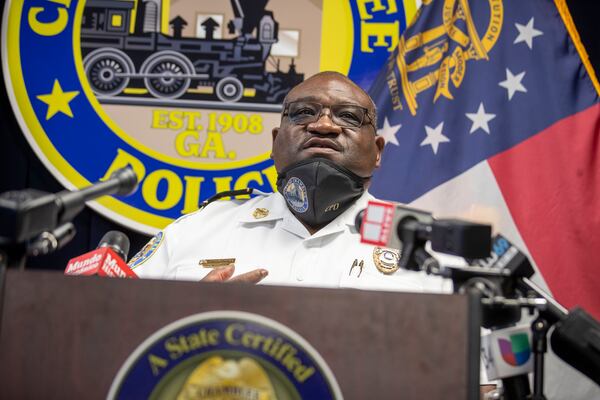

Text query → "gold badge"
[252,208,269,219]
[177,356,276,400]
[372,247,400,275]
[199,258,236,268]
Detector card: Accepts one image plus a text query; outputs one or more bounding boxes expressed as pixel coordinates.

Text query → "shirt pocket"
[339,268,426,292]
[173,264,209,281]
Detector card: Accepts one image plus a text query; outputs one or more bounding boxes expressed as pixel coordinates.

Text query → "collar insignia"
[252,208,270,219]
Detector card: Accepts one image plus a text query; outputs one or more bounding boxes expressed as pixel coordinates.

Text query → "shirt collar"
[237,192,288,224]
[238,191,375,239]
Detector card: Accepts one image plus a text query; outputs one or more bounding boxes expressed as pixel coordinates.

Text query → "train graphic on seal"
[80,0,304,105]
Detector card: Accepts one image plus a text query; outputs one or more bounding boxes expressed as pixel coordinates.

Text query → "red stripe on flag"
[489,103,600,319]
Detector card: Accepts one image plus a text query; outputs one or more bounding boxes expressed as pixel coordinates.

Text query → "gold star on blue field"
[36,80,80,120]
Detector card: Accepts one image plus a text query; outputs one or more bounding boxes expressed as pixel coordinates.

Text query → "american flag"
[369,0,600,326]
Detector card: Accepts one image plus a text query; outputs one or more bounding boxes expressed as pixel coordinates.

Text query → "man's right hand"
[200,265,268,284]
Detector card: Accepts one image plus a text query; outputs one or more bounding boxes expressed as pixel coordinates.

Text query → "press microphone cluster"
[355,200,600,394]
[65,231,137,278]
[475,235,600,391]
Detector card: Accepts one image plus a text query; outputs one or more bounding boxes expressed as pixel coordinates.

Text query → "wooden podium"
[0,269,481,399]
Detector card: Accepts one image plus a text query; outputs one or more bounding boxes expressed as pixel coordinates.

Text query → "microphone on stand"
[27,223,77,257]
[65,231,137,278]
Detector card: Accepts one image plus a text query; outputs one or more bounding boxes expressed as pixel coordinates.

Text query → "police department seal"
[282,177,309,214]
[1,0,312,234]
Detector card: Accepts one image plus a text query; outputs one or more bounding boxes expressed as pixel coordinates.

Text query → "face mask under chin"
[276,158,369,228]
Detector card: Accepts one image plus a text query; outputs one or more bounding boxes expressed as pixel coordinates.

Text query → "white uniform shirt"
[131,191,450,293]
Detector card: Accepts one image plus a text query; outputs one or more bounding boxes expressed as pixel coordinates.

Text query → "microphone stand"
[530,315,549,400]
[0,166,137,268]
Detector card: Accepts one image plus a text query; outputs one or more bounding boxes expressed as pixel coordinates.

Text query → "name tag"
[199,258,236,268]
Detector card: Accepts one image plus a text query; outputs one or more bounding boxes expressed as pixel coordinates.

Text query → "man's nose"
[306,110,343,135]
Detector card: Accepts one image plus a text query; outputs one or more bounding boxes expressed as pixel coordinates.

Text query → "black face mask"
[276,158,369,228]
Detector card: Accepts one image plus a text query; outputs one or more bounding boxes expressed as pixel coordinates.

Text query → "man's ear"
[271,127,279,160]
[374,136,385,168]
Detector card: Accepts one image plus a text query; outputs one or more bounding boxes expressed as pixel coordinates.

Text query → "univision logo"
[498,333,531,366]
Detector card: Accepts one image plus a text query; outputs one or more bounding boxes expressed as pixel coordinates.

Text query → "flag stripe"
[489,103,600,318]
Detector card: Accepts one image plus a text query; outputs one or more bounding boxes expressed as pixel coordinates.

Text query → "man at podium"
[128,71,448,294]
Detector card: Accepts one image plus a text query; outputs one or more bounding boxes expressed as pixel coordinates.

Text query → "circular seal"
[282,177,309,214]
[108,311,342,399]
[372,247,401,275]
[1,0,307,234]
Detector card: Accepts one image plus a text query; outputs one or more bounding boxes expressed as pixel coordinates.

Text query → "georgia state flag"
[369,1,600,396]
[370,0,600,320]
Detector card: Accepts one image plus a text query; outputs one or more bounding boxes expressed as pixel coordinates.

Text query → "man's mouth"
[302,138,341,151]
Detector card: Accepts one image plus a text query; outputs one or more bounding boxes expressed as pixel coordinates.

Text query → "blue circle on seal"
[108,311,342,399]
[282,177,308,214]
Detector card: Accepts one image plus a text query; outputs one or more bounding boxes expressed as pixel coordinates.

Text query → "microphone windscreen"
[354,209,365,232]
[98,231,130,262]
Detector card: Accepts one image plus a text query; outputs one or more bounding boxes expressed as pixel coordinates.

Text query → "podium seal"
[108,311,342,399]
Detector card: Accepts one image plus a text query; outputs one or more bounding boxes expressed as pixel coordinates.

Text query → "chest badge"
[252,208,270,219]
[373,247,400,275]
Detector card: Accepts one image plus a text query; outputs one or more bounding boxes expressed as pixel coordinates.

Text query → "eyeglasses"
[282,101,375,130]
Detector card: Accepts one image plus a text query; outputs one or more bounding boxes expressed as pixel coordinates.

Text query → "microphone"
[472,234,535,279]
[472,235,531,396]
[481,325,533,381]
[0,166,138,244]
[356,200,491,259]
[64,231,137,278]
[550,307,600,386]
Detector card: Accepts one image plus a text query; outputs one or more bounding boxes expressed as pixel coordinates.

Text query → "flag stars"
[499,69,527,100]
[514,17,543,49]
[421,122,450,154]
[466,103,496,134]
[377,117,401,146]
[36,79,80,120]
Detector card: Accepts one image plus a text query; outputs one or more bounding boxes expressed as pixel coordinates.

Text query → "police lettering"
[102,149,277,214]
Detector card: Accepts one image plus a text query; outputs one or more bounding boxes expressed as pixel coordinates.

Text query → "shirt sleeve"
[128,230,172,279]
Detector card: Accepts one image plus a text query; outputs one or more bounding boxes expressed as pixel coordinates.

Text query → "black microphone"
[550,307,600,386]
[0,166,137,244]
[98,230,131,262]
[57,167,137,226]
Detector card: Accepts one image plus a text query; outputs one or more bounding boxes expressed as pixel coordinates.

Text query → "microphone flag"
[65,247,137,278]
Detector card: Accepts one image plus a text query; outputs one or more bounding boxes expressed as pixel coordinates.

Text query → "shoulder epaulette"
[174,188,271,224]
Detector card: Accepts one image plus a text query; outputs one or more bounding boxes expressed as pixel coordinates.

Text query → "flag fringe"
[554,0,600,97]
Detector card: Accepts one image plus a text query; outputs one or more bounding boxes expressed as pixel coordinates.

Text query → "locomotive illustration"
[80,0,304,104]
